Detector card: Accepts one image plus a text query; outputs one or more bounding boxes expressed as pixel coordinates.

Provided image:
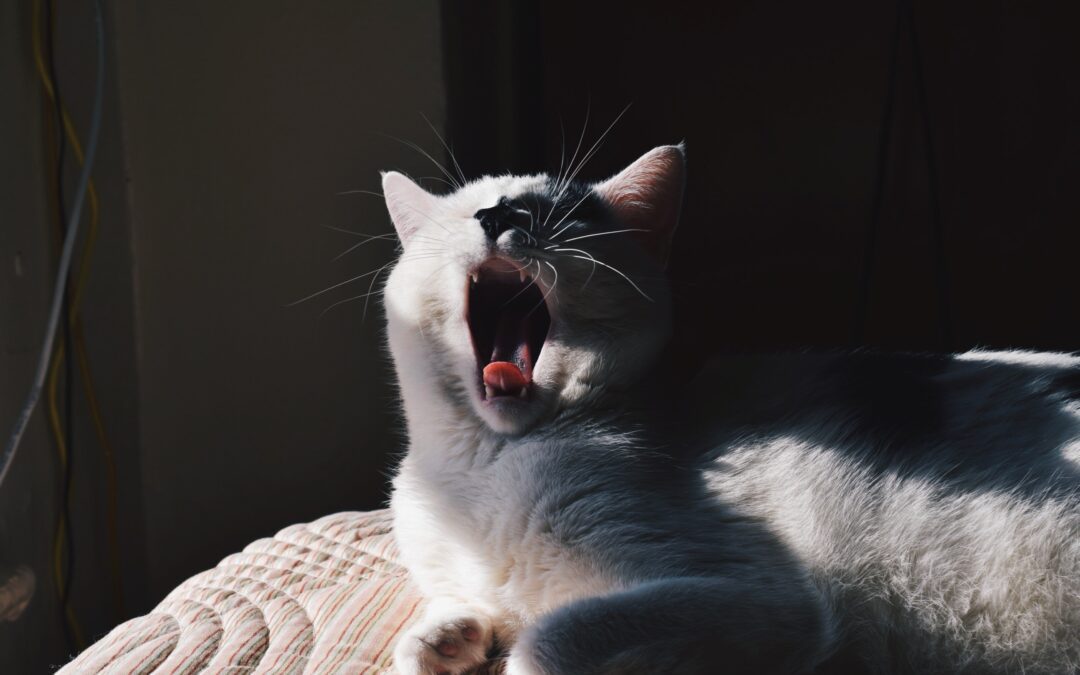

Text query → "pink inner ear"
[382,171,438,247]
[595,145,685,265]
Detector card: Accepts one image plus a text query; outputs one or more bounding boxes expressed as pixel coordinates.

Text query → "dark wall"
[443,0,1080,355]
[2,2,446,671]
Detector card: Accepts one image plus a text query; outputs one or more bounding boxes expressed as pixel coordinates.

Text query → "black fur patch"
[488,180,614,248]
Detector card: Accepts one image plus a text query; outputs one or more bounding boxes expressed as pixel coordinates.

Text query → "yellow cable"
[32,0,125,642]
[72,318,125,615]
[46,343,85,649]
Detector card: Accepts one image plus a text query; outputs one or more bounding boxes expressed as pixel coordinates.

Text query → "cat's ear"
[382,171,438,247]
[594,144,686,266]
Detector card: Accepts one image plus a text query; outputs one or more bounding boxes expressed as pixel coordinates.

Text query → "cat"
[380,144,1080,674]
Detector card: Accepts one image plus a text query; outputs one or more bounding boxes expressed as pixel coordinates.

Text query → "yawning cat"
[381,145,1079,674]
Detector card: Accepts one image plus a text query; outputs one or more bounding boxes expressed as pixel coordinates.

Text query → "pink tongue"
[483,361,528,397]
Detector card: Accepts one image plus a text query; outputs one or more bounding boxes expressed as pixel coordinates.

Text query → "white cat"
[381,145,1080,674]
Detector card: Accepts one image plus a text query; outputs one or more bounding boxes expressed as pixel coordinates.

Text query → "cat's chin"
[472,385,549,436]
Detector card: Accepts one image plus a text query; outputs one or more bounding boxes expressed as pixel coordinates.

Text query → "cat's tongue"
[483,361,528,398]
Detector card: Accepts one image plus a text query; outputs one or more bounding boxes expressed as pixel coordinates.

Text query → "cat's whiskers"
[553,103,631,205]
[499,261,543,309]
[416,175,458,189]
[555,116,567,196]
[537,260,560,310]
[321,223,395,238]
[553,103,590,199]
[420,112,467,188]
[540,107,591,233]
[380,133,463,190]
[555,228,649,245]
[289,267,388,306]
[537,105,631,244]
[519,261,552,318]
[526,197,537,232]
[318,287,384,319]
[555,246,598,290]
[334,233,399,261]
[336,188,385,198]
[547,192,593,241]
[551,246,652,301]
[360,258,399,321]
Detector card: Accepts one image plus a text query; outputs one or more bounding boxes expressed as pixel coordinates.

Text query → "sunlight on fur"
[379,144,1079,674]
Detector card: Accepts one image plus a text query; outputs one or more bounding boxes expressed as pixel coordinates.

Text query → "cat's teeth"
[518,387,527,398]
[470,272,479,284]
[519,270,528,283]
[485,385,495,399]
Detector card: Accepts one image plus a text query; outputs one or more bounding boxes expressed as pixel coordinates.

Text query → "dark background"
[2,0,1078,670]
[446,0,1080,355]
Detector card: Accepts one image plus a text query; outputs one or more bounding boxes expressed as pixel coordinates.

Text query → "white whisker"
[558,102,590,197]
[548,192,594,240]
[420,113,467,187]
[501,267,542,308]
[417,175,458,189]
[289,267,386,306]
[321,224,394,237]
[362,260,394,321]
[551,246,598,288]
[381,133,462,190]
[319,289,384,319]
[558,103,631,195]
[557,250,653,301]
[333,234,399,260]
[539,260,559,308]
[558,228,649,244]
[336,189,385,198]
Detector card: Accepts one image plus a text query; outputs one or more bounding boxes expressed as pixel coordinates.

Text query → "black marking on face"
[527,180,613,241]
[475,197,533,242]
[474,180,615,250]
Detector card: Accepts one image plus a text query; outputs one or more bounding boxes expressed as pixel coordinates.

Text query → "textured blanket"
[61,510,501,674]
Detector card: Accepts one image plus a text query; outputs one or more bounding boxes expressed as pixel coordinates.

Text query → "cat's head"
[382,145,685,436]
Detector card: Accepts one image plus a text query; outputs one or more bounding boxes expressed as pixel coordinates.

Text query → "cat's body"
[380,146,1080,673]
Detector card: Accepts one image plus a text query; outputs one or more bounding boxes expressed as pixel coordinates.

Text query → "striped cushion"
[61,510,505,674]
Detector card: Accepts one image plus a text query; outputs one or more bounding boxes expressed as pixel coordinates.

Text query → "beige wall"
[2,1,445,670]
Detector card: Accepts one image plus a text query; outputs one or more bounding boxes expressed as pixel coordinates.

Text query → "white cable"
[0,0,105,490]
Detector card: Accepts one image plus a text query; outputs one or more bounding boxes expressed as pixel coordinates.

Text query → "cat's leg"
[506,576,833,675]
[393,597,498,675]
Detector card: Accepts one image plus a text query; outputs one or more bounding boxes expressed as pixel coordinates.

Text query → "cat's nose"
[474,197,521,243]
[480,215,512,242]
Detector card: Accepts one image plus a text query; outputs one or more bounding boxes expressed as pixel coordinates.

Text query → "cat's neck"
[398,350,685,474]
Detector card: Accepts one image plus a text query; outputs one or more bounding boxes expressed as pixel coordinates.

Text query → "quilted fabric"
[61,510,501,674]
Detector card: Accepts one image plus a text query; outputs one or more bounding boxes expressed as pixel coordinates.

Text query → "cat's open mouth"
[467,258,551,401]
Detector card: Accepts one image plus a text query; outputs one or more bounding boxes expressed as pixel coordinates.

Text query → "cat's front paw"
[393,609,495,675]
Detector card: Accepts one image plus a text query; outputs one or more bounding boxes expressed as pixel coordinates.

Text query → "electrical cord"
[40,0,80,651]
[1,0,104,488]
[1,0,105,648]
[34,0,126,626]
